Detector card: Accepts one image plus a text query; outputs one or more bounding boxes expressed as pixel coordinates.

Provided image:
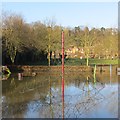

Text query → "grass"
[89,59,118,65]
[7,58,119,73]
[14,58,119,66]
[65,58,119,66]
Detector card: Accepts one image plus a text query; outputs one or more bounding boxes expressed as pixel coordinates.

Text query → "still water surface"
[2,67,118,118]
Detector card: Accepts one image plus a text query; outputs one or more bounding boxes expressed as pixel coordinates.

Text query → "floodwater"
[2,66,118,118]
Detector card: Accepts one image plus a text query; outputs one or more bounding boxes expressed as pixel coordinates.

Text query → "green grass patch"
[65,58,118,66]
[20,58,119,66]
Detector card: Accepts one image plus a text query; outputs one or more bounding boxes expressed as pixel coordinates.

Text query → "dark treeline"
[2,12,118,65]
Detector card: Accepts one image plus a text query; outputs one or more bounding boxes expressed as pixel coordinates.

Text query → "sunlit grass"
[65,58,119,66]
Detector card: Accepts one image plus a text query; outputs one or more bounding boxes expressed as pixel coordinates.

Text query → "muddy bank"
[7,65,118,74]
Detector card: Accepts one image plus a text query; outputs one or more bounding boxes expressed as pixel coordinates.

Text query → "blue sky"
[2,2,118,28]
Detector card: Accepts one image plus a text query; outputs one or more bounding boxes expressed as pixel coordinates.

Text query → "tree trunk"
[86,56,88,66]
[86,53,89,66]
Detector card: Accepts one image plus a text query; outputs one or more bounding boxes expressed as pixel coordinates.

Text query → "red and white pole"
[62,29,64,119]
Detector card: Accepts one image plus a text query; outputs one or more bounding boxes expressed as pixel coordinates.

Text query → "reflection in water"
[2,66,118,118]
[110,64,112,85]
[18,73,23,81]
[49,75,54,118]
[62,68,64,119]
[93,64,96,83]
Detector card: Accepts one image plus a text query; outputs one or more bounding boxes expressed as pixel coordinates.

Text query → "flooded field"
[2,66,118,118]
